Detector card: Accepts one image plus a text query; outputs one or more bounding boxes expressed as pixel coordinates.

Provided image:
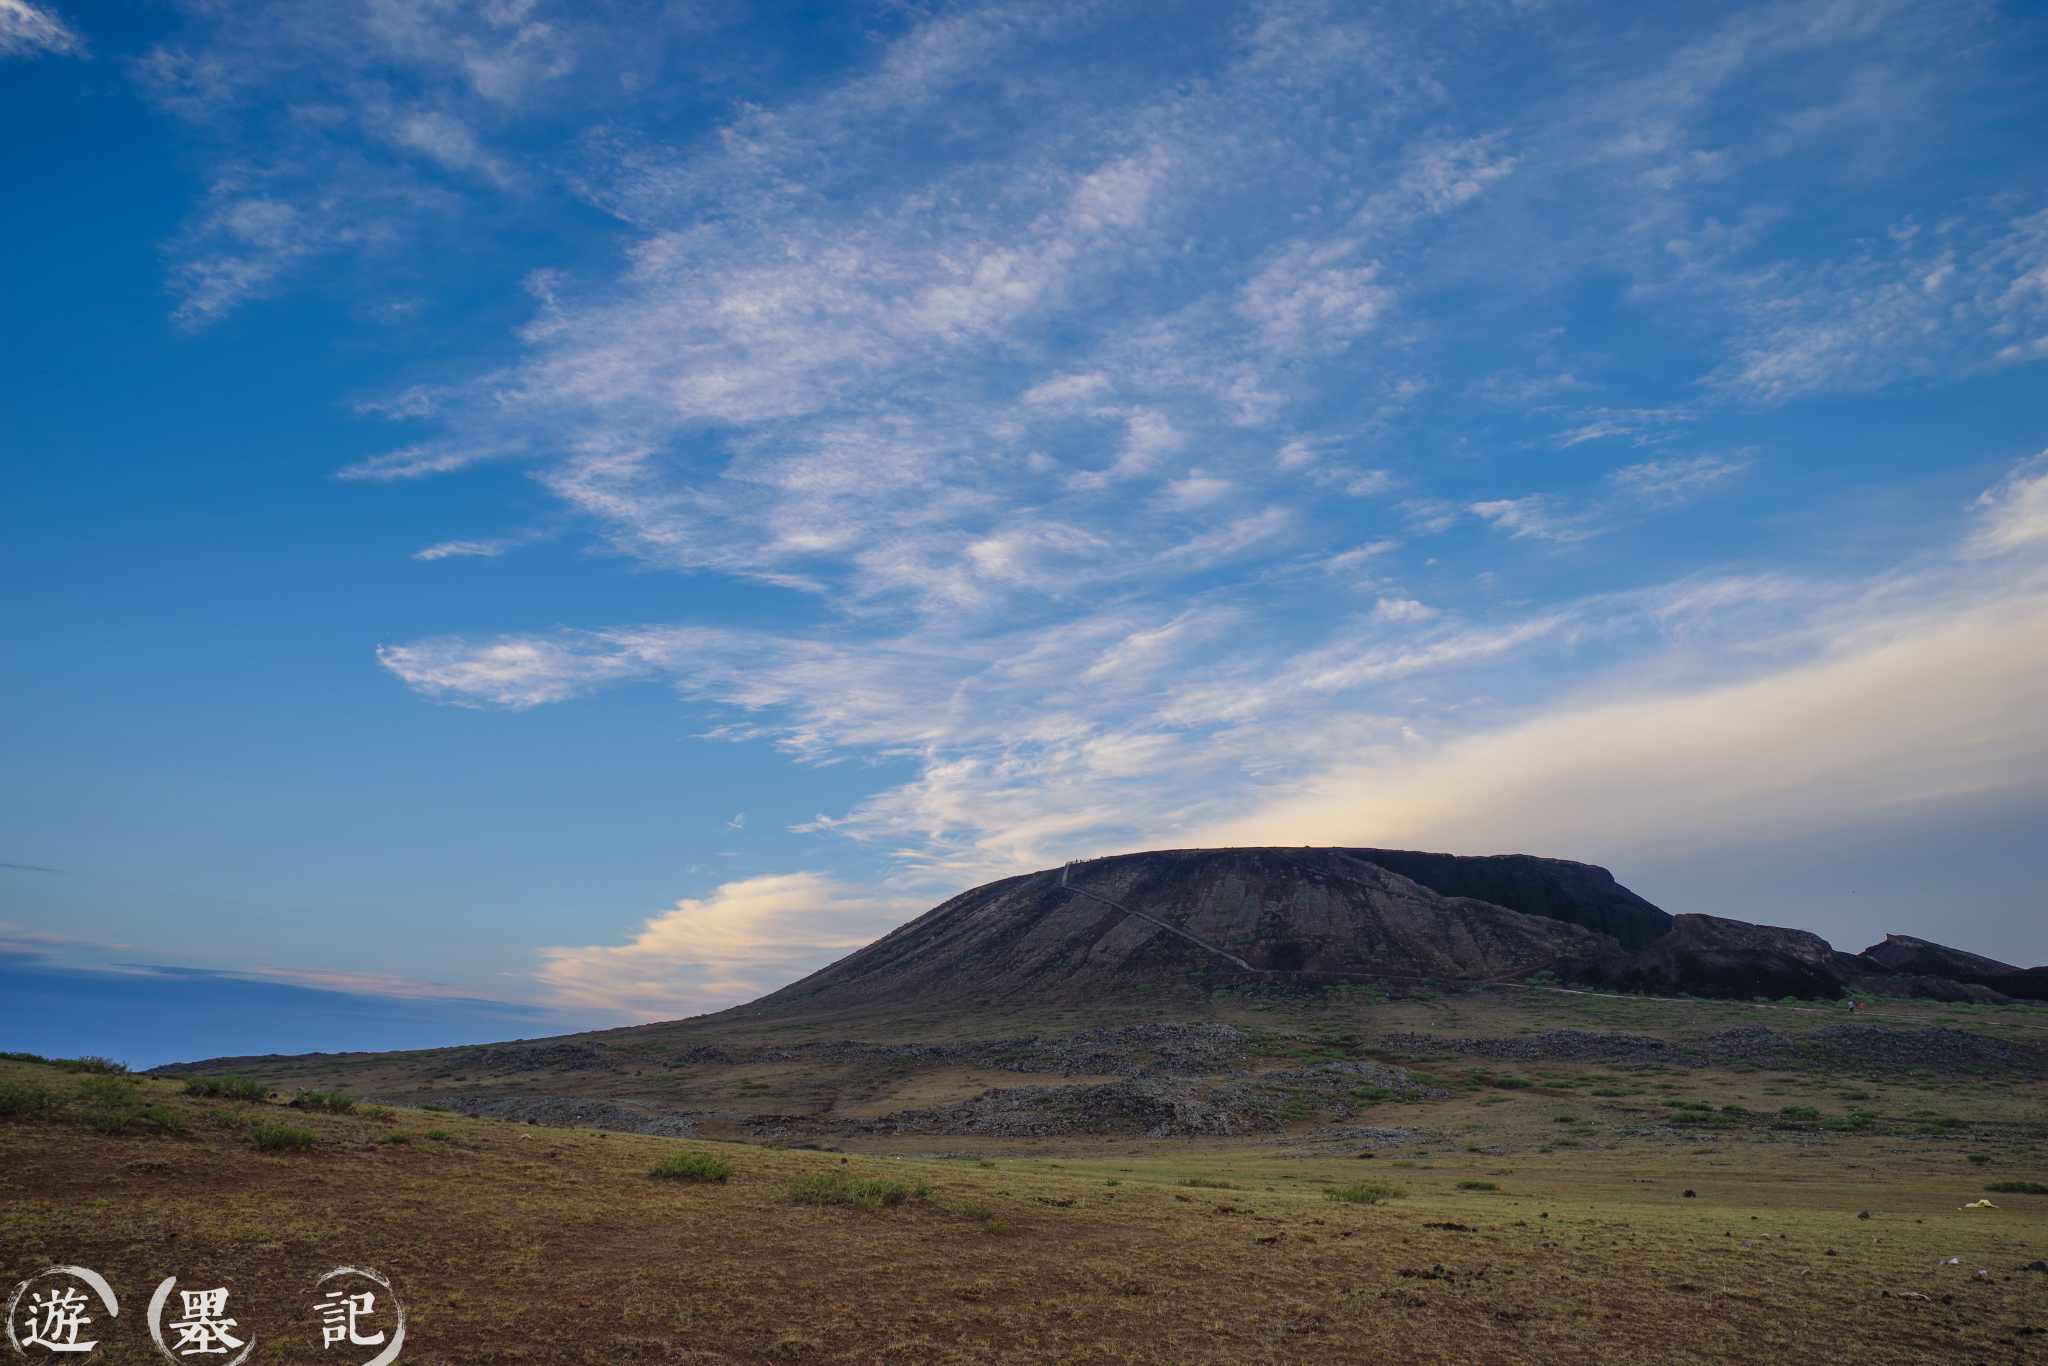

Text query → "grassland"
[6,992,2048,1366]
[151,981,2048,1123]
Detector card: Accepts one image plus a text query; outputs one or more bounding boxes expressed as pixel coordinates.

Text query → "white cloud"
[135,0,2048,992]
[381,454,2048,904]
[1971,451,2048,554]
[1607,452,1751,504]
[0,0,81,59]
[412,530,549,560]
[1469,494,1597,543]
[1195,588,2048,866]
[1710,209,2048,402]
[535,873,922,1019]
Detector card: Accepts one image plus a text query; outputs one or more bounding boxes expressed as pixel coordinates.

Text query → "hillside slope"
[742,847,1615,1019]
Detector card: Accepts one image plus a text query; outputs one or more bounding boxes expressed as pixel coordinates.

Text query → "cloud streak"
[535,874,923,1019]
[128,0,2048,1005]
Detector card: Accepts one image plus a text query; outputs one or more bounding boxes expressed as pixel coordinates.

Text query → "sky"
[3,0,2045,1069]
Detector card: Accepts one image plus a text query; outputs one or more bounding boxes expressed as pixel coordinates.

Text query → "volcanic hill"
[744,847,1636,1019]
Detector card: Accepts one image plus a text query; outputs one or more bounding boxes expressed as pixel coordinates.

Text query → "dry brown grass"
[4,1059,2047,1365]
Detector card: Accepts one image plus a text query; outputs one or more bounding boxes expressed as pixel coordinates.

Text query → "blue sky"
[4,0,2045,1068]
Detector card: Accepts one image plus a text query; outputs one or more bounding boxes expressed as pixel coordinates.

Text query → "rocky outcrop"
[1547,913,1872,1000]
[1546,915,2043,1004]
[1856,935,2048,1002]
[1344,849,1674,950]
[738,847,1618,1016]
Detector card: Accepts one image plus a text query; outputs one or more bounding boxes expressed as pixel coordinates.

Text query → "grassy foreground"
[3,1057,2047,1365]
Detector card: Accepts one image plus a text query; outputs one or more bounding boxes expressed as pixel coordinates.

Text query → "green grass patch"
[0,1082,67,1120]
[788,1169,918,1212]
[1179,1177,1238,1189]
[1324,1181,1407,1205]
[182,1076,269,1102]
[651,1151,733,1182]
[288,1090,355,1113]
[1985,1181,2048,1195]
[1455,1180,1499,1190]
[250,1124,317,1151]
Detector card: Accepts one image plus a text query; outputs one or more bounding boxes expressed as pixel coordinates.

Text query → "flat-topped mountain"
[151,846,2042,1096]
[738,846,1625,1019]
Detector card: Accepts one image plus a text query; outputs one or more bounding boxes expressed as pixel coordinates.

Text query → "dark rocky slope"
[740,847,1617,1017]
[1550,916,2046,1003]
[1342,848,1673,949]
[1857,934,2048,1002]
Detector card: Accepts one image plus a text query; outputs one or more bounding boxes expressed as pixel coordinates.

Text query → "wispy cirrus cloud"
[129,0,2048,998]
[0,0,82,60]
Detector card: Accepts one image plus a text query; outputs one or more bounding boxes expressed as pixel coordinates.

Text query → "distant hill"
[151,846,2043,1094]
[735,847,1617,1020]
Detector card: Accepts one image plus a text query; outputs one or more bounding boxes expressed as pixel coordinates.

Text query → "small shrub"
[250,1124,317,1151]
[1839,1089,1871,1100]
[207,1107,249,1130]
[1589,1088,1629,1097]
[984,1218,1012,1235]
[0,1082,66,1120]
[1455,1180,1499,1190]
[1985,1181,2048,1195]
[1104,1178,1120,1186]
[77,1075,140,1106]
[288,1090,355,1114]
[1492,1077,1533,1089]
[1820,1114,1873,1131]
[1324,1182,1407,1205]
[53,1056,128,1075]
[418,1103,450,1113]
[1353,1151,1377,1159]
[0,1050,53,1064]
[359,1106,396,1122]
[788,1169,911,1212]
[424,1130,452,1142]
[183,1076,268,1102]
[1779,1105,1820,1117]
[132,1104,188,1134]
[380,1131,413,1145]
[1966,1153,1992,1165]
[651,1151,733,1182]
[952,1201,998,1220]
[1180,1177,1237,1189]
[977,1160,996,1169]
